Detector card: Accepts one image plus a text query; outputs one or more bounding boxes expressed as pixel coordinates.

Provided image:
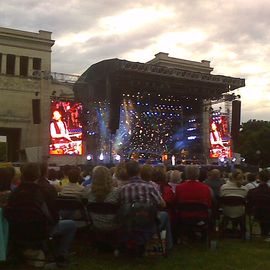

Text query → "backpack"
[119,202,158,232]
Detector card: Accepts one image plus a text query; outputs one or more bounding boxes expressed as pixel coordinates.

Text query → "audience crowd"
[0,160,270,267]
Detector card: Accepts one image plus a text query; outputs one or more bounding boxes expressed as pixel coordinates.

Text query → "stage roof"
[73,58,245,102]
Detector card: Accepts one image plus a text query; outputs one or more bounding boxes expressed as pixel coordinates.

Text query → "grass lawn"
[2,238,270,270]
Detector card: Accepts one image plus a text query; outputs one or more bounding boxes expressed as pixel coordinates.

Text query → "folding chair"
[219,196,246,240]
[176,202,211,248]
[247,196,270,240]
[86,202,121,252]
[118,202,166,257]
[55,196,90,227]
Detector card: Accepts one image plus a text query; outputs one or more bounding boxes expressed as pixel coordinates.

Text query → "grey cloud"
[1,1,136,36]
[2,0,270,120]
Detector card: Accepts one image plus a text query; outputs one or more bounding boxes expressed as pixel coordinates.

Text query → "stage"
[72,57,245,164]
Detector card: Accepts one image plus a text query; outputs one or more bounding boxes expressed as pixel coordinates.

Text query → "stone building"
[0,27,80,165]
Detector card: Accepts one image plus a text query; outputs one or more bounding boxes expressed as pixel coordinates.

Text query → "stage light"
[115,154,121,161]
[219,157,225,163]
[232,157,236,162]
[99,153,104,161]
[171,155,176,166]
[86,154,92,161]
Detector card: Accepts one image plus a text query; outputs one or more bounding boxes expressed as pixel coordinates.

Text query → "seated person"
[4,163,77,266]
[0,166,16,207]
[220,169,248,235]
[175,165,212,241]
[113,162,129,187]
[87,166,119,231]
[60,168,85,199]
[152,166,174,207]
[220,169,248,218]
[247,169,270,237]
[175,165,212,217]
[168,170,182,193]
[81,166,93,187]
[204,169,226,201]
[120,161,173,250]
[245,172,259,190]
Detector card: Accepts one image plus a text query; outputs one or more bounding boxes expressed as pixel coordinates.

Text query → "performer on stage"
[50,110,72,143]
[210,122,224,147]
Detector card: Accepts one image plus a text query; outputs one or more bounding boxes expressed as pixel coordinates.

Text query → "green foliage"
[235,120,270,167]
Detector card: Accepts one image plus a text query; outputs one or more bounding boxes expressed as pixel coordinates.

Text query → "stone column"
[28,57,33,77]
[15,55,20,76]
[1,54,7,74]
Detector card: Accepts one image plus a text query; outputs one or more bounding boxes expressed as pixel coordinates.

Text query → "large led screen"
[49,101,82,155]
[209,113,231,158]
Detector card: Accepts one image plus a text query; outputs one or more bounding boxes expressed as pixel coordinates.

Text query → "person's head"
[52,110,62,121]
[57,169,64,180]
[126,160,140,178]
[152,165,167,184]
[166,170,172,182]
[208,169,221,180]
[82,166,93,178]
[259,169,270,183]
[62,165,71,177]
[211,122,217,131]
[140,164,153,182]
[68,168,81,184]
[170,170,182,184]
[114,162,129,181]
[48,168,57,181]
[184,165,200,180]
[21,163,40,183]
[246,172,256,183]
[230,169,244,187]
[91,166,113,202]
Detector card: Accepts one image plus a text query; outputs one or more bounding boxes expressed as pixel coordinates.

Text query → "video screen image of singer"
[49,100,83,155]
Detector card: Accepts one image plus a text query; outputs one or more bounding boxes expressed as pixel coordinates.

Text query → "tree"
[234,120,270,167]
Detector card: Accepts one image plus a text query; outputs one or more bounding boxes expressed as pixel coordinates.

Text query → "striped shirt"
[220,181,248,218]
[60,183,85,199]
[119,176,163,206]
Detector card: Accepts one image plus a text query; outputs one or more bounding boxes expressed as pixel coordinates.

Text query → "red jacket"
[175,180,212,218]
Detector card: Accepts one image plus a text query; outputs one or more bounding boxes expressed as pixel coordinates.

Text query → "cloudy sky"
[2,0,270,122]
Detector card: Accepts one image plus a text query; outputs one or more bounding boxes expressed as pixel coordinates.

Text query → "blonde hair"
[230,169,244,188]
[91,166,113,202]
